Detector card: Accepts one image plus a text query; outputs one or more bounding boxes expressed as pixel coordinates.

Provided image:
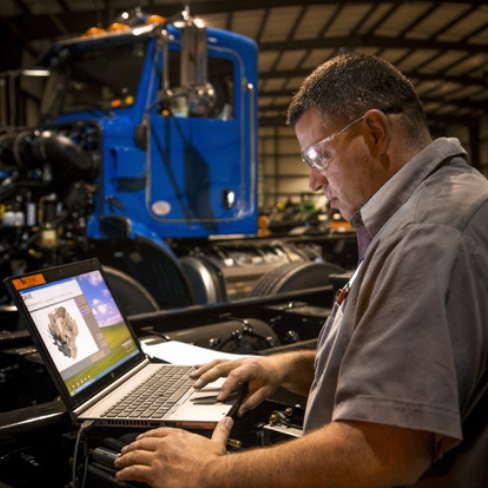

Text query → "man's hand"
[114,416,233,488]
[190,355,293,416]
[115,418,435,488]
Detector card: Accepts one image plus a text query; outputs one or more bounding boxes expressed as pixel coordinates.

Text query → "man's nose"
[308,168,328,192]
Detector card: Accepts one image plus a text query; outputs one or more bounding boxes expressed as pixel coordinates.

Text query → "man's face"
[295,107,381,221]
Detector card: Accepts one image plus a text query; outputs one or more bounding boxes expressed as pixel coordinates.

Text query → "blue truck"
[0,9,346,315]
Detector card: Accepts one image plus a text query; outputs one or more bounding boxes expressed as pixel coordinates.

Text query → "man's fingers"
[237,385,273,416]
[215,362,260,400]
[120,436,162,456]
[211,416,233,449]
[116,464,152,483]
[191,360,240,388]
[193,359,253,390]
[131,427,176,442]
[190,359,229,378]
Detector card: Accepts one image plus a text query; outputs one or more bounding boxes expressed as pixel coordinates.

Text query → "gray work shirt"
[304,138,488,463]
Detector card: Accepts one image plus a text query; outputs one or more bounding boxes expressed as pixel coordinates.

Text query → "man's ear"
[363,109,390,155]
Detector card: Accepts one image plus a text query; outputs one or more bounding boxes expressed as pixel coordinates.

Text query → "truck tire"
[102,265,160,316]
[89,233,195,309]
[250,261,345,297]
[179,256,227,305]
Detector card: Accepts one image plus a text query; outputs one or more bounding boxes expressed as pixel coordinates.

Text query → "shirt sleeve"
[332,220,488,459]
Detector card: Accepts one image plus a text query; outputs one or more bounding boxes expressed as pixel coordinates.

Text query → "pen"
[190,390,240,404]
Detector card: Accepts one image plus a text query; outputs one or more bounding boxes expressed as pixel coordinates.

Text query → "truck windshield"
[40,39,148,120]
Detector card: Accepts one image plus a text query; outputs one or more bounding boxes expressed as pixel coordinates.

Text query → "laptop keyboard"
[102,365,194,419]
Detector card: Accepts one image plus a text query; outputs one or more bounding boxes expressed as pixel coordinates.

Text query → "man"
[115,53,488,487]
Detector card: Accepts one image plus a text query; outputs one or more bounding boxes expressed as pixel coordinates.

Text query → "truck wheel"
[179,256,227,305]
[102,266,159,316]
[250,261,345,297]
[88,234,195,309]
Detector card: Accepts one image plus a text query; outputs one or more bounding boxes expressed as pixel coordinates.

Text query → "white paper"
[140,339,254,366]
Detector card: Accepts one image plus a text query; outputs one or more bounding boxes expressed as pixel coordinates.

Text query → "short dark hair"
[287,52,427,135]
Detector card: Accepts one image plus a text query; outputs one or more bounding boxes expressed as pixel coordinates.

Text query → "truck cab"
[0,11,264,309]
[0,10,346,314]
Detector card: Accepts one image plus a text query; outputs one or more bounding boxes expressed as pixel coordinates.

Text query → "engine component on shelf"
[179,240,330,304]
[250,260,345,297]
[162,318,279,354]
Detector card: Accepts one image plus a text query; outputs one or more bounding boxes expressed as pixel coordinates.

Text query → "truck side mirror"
[134,123,147,150]
[180,20,216,117]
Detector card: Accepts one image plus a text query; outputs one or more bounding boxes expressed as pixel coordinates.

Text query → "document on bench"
[140,339,254,366]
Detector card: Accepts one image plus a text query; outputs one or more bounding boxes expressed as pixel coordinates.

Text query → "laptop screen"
[5,259,145,408]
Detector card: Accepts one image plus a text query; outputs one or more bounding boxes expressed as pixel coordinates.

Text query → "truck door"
[146,47,255,237]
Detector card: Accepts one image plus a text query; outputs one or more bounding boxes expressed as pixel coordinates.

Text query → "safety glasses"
[301,115,364,173]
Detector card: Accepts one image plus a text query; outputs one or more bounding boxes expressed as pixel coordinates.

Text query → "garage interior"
[0,3,487,486]
[1,0,487,212]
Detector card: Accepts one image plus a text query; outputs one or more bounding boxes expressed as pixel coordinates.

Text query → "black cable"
[71,420,94,488]
[80,451,90,488]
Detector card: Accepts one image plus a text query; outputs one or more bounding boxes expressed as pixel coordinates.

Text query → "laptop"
[3,258,244,429]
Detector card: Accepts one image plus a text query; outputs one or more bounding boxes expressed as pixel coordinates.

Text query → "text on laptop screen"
[18,270,139,397]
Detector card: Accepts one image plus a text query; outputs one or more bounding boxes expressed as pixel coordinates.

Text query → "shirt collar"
[352,137,467,240]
